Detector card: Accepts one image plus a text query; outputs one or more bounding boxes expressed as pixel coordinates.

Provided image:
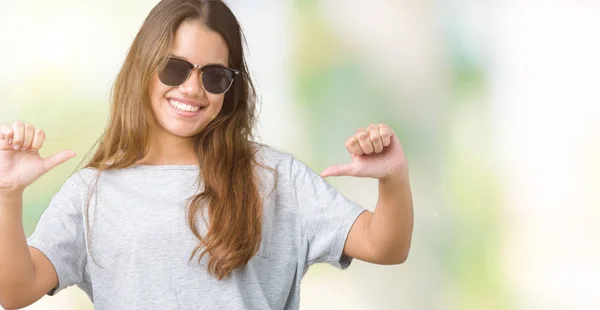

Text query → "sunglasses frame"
[159,56,240,94]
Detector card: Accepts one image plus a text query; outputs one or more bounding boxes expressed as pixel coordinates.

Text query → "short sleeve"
[290,157,366,269]
[27,173,87,296]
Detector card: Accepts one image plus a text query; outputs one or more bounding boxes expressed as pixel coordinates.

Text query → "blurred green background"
[1,0,599,309]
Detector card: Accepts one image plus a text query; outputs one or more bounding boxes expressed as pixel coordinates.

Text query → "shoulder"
[252,143,294,170]
[70,168,98,187]
[251,143,317,183]
[43,169,99,212]
[251,143,316,192]
[56,168,100,196]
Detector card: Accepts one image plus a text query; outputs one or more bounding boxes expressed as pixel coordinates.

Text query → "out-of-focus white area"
[490,3,600,310]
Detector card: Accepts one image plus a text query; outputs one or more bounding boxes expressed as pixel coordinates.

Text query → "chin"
[156,120,204,138]
[172,126,206,138]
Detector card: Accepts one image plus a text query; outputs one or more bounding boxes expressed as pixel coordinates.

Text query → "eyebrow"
[168,54,227,67]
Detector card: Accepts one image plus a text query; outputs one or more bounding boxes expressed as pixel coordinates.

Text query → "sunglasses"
[158,57,240,94]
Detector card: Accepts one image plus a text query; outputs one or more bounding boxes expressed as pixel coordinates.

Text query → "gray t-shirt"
[27,146,365,310]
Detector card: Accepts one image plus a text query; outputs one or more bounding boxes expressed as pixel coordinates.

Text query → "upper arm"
[289,156,366,268]
[2,247,58,309]
[30,247,59,298]
[343,210,410,265]
[24,173,89,300]
[342,211,379,263]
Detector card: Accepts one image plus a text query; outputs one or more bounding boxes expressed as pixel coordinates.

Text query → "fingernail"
[13,144,20,150]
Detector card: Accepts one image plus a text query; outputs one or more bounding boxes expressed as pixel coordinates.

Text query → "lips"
[168,99,201,112]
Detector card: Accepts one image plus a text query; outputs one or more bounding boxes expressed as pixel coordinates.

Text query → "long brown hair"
[85,0,264,279]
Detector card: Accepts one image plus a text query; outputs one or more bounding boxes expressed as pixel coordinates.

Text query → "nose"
[178,68,205,97]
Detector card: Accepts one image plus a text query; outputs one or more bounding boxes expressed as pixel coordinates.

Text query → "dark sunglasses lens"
[159,58,191,86]
[202,66,235,94]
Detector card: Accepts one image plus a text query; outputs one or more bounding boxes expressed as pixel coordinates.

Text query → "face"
[148,21,230,139]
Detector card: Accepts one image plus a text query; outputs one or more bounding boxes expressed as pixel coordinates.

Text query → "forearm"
[0,192,36,290]
[366,172,414,263]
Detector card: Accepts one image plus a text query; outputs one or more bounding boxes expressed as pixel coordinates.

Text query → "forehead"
[171,21,229,66]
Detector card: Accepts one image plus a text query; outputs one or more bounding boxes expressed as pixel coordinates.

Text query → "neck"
[137,129,198,166]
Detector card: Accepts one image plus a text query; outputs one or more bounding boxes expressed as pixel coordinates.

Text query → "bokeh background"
[1,0,599,309]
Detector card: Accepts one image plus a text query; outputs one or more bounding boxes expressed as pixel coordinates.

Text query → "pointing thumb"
[43,150,77,173]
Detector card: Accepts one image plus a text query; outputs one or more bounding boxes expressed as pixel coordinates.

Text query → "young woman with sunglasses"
[0,0,413,309]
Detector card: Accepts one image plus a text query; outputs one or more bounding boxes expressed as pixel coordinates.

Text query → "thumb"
[320,164,355,178]
[42,150,77,173]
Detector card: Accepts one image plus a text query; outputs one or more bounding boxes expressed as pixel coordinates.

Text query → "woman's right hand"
[0,121,77,193]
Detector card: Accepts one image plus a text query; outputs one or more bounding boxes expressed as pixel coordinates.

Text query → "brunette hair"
[85,0,265,279]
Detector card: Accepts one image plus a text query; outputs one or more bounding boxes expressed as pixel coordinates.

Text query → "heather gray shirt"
[27,146,366,310]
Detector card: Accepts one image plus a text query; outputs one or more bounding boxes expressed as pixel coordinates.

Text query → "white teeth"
[169,100,200,112]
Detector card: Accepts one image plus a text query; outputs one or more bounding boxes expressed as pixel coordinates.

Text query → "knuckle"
[0,124,11,132]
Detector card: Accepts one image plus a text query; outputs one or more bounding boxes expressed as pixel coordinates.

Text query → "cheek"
[149,76,170,108]
[206,94,225,115]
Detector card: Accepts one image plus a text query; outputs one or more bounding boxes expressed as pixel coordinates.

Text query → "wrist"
[379,169,407,184]
[379,170,411,198]
[0,188,24,203]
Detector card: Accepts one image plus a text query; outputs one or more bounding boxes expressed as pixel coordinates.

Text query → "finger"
[11,121,25,150]
[0,124,14,141]
[356,129,374,154]
[321,164,355,178]
[0,124,15,150]
[21,124,35,150]
[42,150,77,173]
[368,124,384,153]
[378,124,395,147]
[345,136,363,157]
[31,129,46,151]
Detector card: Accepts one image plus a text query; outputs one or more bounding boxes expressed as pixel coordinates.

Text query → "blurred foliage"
[292,2,419,169]
[291,0,507,309]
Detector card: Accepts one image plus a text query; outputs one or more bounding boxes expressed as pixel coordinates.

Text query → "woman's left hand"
[320,124,408,180]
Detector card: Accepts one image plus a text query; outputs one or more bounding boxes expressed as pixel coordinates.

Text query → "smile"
[169,99,201,112]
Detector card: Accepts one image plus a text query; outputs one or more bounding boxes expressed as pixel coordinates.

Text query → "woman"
[0,0,413,309]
